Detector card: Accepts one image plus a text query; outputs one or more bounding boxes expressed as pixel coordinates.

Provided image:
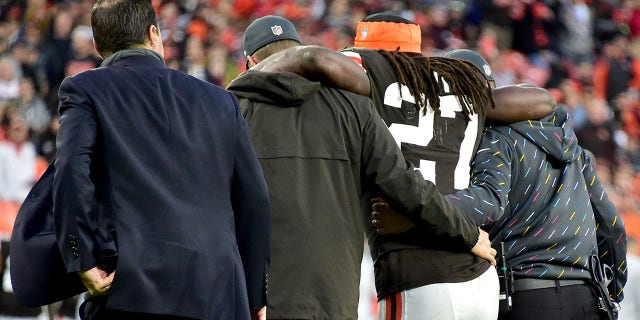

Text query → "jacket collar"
[101,48,165,67]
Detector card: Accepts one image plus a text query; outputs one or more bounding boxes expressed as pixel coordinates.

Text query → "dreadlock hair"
[377,50,495,120]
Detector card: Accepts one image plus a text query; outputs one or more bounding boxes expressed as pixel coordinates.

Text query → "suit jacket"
[10,163,86,307]
[53,52,270,319]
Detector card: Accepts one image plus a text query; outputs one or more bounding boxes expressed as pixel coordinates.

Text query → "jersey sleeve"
[339,49,365,69]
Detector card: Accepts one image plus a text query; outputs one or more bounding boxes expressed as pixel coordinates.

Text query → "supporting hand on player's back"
[471,229,497,266]
[370,198,415,235]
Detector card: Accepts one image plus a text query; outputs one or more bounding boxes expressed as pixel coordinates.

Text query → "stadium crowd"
[0,0,639,319]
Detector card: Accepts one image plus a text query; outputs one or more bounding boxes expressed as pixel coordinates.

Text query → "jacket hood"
[227,70,321,107]
[507,106,580,163]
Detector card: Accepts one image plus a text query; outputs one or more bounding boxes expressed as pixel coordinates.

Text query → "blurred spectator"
[559,78,589,130]
[158,1,189,62]
[622,0,640,40]
[558,0,594,65]
[181,34,209,81]
[489,49,550,86]
[574,58,596,87]
[592,0,621,48]
[510,0,558,61]
[621,135,640,173]
[613,161,640,210]
[446,0,479,48]
[22,0,51,39]
[39,8,74,110]
[618,88,640,140]
[576,98,618,177]
[9,41,45,93]
[0,55,21,102]
[422,3,451,50]
[64,25,100,77]
[15,76,50,136]
[477,0,515,50]
[0,116,37,204]
[205,44,233,86]
[0,3,21,54]
[34,114,59,164]
[597,155,625,206]
[324,0,352,30]
[593,33,640,121]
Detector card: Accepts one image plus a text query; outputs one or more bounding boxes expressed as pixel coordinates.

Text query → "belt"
[513,278,587,292]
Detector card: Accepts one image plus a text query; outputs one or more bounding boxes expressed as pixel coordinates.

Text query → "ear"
[247,55,259,68]
[148,24,161,48]
[147,24,164,58]
[92,39,104,59]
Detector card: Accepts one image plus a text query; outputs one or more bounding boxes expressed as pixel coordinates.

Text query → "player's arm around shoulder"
[254,45,371,96]
[488,84,556,123]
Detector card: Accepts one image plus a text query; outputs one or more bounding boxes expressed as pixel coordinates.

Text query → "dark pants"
[80,296,196,320]
[499,284,606,320]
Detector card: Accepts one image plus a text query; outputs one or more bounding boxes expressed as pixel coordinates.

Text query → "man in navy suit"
[52,0,271,319]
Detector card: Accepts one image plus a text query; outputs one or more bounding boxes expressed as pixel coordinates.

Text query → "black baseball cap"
[242,15,301,63]
[443,49,494,82]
